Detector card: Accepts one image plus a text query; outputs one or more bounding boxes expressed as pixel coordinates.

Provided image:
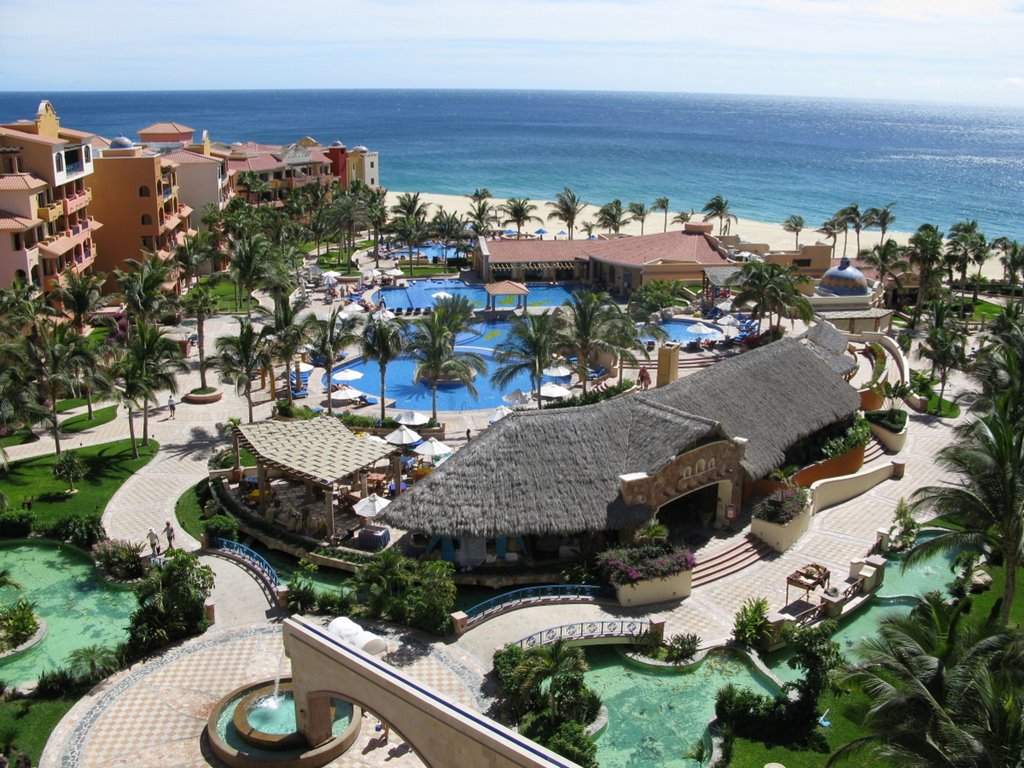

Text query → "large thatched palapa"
[383,340,860,540]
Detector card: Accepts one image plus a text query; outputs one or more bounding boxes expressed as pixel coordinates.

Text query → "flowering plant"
[595,543,696,587]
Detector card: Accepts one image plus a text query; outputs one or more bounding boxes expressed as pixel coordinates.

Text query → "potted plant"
[596,543,696,607]
[750,486,811,552]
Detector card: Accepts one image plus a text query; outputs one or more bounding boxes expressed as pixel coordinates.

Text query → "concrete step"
[863,434,888,463]
[692,535,773,588]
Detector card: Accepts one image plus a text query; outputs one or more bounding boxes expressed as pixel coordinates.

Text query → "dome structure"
[109,135,134,149]
[818,257,870,296]
[330,140,346,148]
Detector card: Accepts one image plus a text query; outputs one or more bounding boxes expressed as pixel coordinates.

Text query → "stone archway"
[655,481,732,545]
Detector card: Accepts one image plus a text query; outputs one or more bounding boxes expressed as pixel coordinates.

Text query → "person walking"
[163,520,176,550]
[167,395,176,420]
[147,527,160,556]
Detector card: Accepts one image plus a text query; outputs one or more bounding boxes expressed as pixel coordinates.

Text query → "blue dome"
[819,257,870,296]
[109,135,134,149]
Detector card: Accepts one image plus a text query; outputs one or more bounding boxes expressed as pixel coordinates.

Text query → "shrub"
[493,644,527,692]
[202,514,239,542]
[0,511,34,539]
[544,379,636,410]
[714,683,786,741]
[0,598,38,649]
[633,630,663,659]
[897,332,913,354]
[127,550,215,659]
[867,341,887,386]
[286,575,318,615]
[545,720,599,768]
[820,414,872,460]
[51,450,86,492]
[273,400,317,420]
[731,596,772,649]
[865,407,908,433]
[752,488,808,525]
[336,412,437,430]
[67,644,121,684]
[42,513,106,549]
[594,542,696,588]
[315,586,355,616]
[665,632,701,664]
[93,539,145,580]
[35,666,78,698]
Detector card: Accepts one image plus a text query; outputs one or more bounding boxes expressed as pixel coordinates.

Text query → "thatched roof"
[382,340,859,538]
[236,418,393,487]
[798,321,858,377]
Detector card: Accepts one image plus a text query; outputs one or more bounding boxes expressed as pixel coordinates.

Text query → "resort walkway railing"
[458,584,611,633]
[515,618,652,649]
[209,537,282,594]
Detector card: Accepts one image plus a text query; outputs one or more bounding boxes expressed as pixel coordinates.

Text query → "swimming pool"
[0,540,136,685]
[650,319,725,345]
[585,646,779,768]
[378,279,587,312]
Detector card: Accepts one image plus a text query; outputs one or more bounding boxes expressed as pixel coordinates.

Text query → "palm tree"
[306,308,360,417]
[25,320,95,454]
[907,223,945,328]
[860,239,909,308]
[268,295,312,404]
[838,204,865,256]
[559,290,621,395]
[595,199,628,235]
[366,198,390,267]
[330,192,369,274]
[431,208,466,264]
[816,217,843,258]
[173,231,215,289]
[67,644,120,684]
[359,314,408,420]
[546,188,587,240]
[605,303,655,384]
[407,311,486,421]
[466,188,491,204]
[513,639,589,722]
[782,215,805,249]
[701,195,737,236]
[918,324,966,408]
[115,254,174,332]
[579,220,597,239]
[126,322,187,443]
[672,210,694,227]
[390,215,430,278]
[652,197,670,233]
[728,260,811,332]
[466,199,495,236]
[208,318,272,423]
[493,312,562,407]
[907,402,1023,625]
[229,232,270,317]
[864,202,896,247]
[627,202,650,236]
[235,170,269,206]
[996,239,1024,299]
[501,197,541,238]
[390,191,429,223]
[109,353,147,458]
[354,548,415,618]
[51,268,107,335]
[180,286,218,391]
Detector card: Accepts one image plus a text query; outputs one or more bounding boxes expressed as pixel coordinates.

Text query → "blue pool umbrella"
[503,229,517,236]
[534,228,548,235]
[557,230,568,236]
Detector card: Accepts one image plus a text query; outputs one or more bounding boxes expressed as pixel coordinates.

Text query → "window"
[84,146,91,163]
[141,214,152,226]
[370,161,374,168]
[11,233,22,251]
[370,178,375,185]
[139,186,151,198]
[55,154,63,172]
[793,258,811,268]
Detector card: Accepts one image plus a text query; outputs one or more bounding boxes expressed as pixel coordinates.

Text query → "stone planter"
[615,570,692,607]
[869,420,908,453]
[858,387,884,411]
[183,387,223,404]
[751,506,811,553]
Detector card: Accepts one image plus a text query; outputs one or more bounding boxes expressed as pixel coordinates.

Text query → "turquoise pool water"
[0,541,136,685]
[216,690,352,754]
[655,319,725,345]
[585,646,779,768]
[378,279,587,311]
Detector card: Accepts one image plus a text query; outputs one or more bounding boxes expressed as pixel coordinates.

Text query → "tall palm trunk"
[197,316,208,389]
[126,404,139,458]
[86,385,94,419]
[142,400,150,444]
[245,383,254,424]
[379,365,387,420]
[49,398,61,455]
[432,382,439,423]
[1002,550,1017,626]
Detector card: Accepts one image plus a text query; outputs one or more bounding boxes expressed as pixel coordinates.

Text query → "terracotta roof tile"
[586,231,726,266]
[0,125,67,146]
[484,239,592,264]
[138,122,194,134]
[0,208,41,231]
[161,149,219,165]
[0,173,48,191]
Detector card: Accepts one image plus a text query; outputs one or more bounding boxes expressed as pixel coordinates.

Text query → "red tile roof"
[485,231,728,268]
[139,122,194,134]
[0,173,48,191]
[0,125,67,146]
[0,208,42,231]
[161,149,220,165]
[484,239,592,264]
[226,154,283,173]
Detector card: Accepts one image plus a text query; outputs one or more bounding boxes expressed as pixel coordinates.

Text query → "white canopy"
[539,382,572,399]
[385,268,404,277]
[385,425,422,445]
[373,309,396,322]
[503,389,533,405]
[322,270,341,279]
[413,437,453,457]
[329,386,365,402]
[489,405,514,423]
[432,291,453,300]
[717,315,740,327]
[296,362,314,373]
[353,493,391,519]
[688,322,721,336]
[543,364,573,377]
[394,410,430,426]
[329,368,364,383]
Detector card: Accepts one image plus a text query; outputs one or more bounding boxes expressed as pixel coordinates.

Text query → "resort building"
[323,141,380,189]
[0,100,102,290]
[212,141,334,206]
[88,137,195,293]
[383,339,860,565]
[475,222,835,294]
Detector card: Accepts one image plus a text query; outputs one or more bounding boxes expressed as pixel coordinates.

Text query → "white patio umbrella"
[296,362,314,373]
[373,308,396,322]
[394,410,430,426]
[717,315,740,327]
[362,268,382,278]
[329,368,364,383]
[385,268,404,277]
[322,270,341,279]
[385,425,422,445]
[503,389,533,405]
[413,437,453,457]
[539,382,572,399]
[489,405,514,423]
[543,363,573,377]
[353,493,390,519]
[716,299,733,311]
[323,275,337,288]
[432,291,453,300]
[329,386,365,402]
[688,322,720,336]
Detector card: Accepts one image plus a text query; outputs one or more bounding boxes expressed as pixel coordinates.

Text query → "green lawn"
[926,393,960,418]
[175,478,209,541]
[0,429,38,448]
[0,695,78,765]
[54,397,88,414]
[196,275,257,314]
[59,405,117,434]
[0,439,158,528]
[971,298,1004,323]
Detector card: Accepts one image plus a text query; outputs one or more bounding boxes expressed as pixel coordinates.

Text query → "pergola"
[483,280,530,310]
[702,266,743,304]
[233,419,394,539]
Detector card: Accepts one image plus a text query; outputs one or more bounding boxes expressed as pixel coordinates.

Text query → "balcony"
[65,160,84,176]
[63,188,92,215]
[37,201,63,222]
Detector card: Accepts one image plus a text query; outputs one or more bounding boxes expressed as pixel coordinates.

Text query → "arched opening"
[54,154,63,172]
[13,269,26,286]
[141,213,152,226]
[655,480,732,549]
[139,185,150,197]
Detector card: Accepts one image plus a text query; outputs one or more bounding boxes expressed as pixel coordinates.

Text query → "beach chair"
[291,388,309,399]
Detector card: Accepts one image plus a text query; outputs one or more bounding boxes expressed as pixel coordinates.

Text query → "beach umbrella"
[716,299,733,311]
[362,268,382,278]
[689,322,720,336]
[718,315,740,328]
[394,410,430,426]
[373,308,396,322]
[432,291,453,300]
[328,386,366,402]
[503,389,533,405]
[296,362,314,373]
[353,493,390,519]
[539,382,572,399]
[322,270,340,279]
[557,230,568,237]
[534,228,548,235]
[323,276,337,288]
[489,405,513,423]
[330,368,364,383]
[385,425,422,445]
[385,268,404,277]
[413,437,453,457]
[358,434,389,445]
[543,363,573,378]
[503,229,517,236]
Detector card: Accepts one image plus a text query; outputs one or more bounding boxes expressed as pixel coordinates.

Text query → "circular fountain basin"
[207,678,361,768]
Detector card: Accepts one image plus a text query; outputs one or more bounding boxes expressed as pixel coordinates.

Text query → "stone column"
[324,485,335,540]
[257,463,268,514]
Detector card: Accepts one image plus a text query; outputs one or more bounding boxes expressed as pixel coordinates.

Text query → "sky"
[2,0,1023,105]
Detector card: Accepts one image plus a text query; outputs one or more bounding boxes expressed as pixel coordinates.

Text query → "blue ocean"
[1,89,1021,239]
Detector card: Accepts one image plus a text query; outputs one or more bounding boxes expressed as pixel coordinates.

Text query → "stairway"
[691,534,774,589]
[862,434,888,464]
